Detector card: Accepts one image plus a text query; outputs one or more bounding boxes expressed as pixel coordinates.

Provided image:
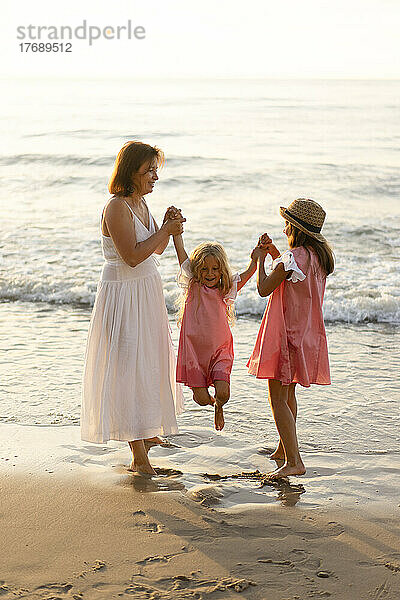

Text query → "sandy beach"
[1,424,399,600]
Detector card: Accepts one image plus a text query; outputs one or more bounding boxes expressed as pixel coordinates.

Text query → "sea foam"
[1,279,399,324]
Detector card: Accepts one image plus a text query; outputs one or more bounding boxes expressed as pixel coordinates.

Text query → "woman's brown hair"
[108,141,165,196]
[286,223,335,276]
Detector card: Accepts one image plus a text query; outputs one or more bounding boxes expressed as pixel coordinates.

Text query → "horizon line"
[2,75,400,82]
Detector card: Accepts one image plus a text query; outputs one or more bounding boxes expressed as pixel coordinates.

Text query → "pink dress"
[176,259,241,388]
[247,247,330,387]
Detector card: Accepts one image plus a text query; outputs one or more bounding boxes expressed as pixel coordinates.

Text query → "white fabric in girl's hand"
[177,258,193,289]
[272,250,306,283]
[223,273,241,305]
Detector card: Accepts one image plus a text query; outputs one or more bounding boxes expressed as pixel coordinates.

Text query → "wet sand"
[1,424,399,599]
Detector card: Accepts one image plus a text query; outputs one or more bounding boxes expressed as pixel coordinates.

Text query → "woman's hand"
[162,217,185,236]
[162,205,186,236]
[163,205,183,223]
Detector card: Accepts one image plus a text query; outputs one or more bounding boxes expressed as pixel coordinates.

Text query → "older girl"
[248,198,334,479]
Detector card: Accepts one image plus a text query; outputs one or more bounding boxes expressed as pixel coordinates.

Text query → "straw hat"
[280,198,327,243]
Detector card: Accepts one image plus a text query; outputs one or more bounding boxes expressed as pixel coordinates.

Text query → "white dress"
[81,201,184,443]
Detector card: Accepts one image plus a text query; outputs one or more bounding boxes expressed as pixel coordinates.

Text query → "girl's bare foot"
[214,403,225,431]
[270,443,285,461]
[192,388,215,406]
[270,451,285,461]
[265,461,306,480]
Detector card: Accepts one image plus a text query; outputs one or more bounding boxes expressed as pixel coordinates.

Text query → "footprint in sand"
[257,557,293,567]
[384,561,400,572]
[134,521,164,533]
[76,560,106,578]
[131,510,164,533]
[136,555,170,566]
[144,522,164,533]
[291,548,308,557]
[91,560,106,571]
[325,521,345,536]
[124,582,154,595]
[154,467,183,477]
[35,582,73,593]
[305,558,323,570]
[289,549,322,570]
[188,485,224,507]
[126,574,256,598]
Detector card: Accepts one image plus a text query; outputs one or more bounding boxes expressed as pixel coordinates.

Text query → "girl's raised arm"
[173,233,189,266]
[253,247,289,297]
[237,233,281,292]
[237,258,257,291]
[153,206,185,255]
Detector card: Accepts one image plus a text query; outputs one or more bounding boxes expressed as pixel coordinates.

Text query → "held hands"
[162,205,186,236]
[258,233,273,248]
[251,245,268,262]
[163,206,184,223]
[251,233,274,262]
[164,219,185,236]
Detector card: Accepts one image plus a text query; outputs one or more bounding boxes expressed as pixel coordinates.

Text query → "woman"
[81,141,185,476]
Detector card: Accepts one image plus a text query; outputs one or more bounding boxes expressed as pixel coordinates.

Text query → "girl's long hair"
[177,242,235,326]
[286,223,335,276]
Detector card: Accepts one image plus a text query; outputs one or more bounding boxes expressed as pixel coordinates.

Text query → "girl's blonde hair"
[177,242,235,326]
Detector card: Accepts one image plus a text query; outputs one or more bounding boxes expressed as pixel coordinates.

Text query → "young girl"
[248,198,334,479]
[173,229,258,431]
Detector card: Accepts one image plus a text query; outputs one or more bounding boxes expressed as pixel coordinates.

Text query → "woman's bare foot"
[128,440,157,477]
[130,460,157,477]
[214,403,225,431]
[144,436,166,450]
[265,461,306,480]
[147,436,164,444]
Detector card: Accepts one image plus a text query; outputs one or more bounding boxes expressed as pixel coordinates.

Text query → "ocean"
[1,77,399,507]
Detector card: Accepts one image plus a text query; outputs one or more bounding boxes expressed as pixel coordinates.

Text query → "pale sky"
[2,0,400,78]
